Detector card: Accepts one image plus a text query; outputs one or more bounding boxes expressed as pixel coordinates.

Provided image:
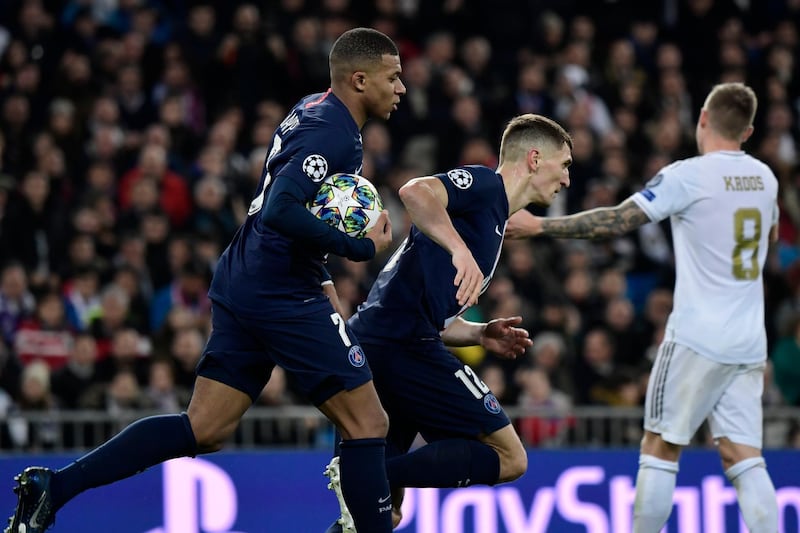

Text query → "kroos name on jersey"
[723,175,765,191]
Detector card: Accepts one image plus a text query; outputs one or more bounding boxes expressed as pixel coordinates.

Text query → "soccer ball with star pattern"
[307,173,384,238]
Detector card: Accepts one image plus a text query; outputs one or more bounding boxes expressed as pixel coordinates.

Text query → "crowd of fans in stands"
[1,0,800,451]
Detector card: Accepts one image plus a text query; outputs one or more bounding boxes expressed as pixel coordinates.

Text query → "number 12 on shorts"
[454,365,490,399]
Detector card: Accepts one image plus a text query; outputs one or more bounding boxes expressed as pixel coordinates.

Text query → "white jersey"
[632,150,779,364]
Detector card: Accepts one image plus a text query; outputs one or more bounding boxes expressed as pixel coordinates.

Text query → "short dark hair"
[329,27,398,81]
[498,114,572,164]
[703,82,757,141]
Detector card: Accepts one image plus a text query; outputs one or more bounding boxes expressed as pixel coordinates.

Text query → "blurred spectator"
[88,283,138,359]
[94,327,150,385]
[79,368,154,416]
[14,291,74,370]
[110,263,151,333]
[149,258,210,332]
[143,357,192,413]
[168,326,205,389]
[458,35,508,130]
[0,262,36,346]
[0,338,21,408]
[527,331,575,401]
[573,326,618,405]
[516,367,572,447]
[140,209,172,288]
[602,295,647,368]
[2,170,67,285]
[118,143,192,229]
[51,332,100,409]
[191,175,238,245]
[4,360,60,451]
[115,63,157,133]
[63,264,102,331]
[217,3,289,118]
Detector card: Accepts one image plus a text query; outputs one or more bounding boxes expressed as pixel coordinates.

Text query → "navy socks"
[386,439,500,488]
[51,413,198,510]
[338,438,393,532]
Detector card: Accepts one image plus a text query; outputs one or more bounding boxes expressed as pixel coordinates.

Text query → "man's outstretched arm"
[506,198,652,240]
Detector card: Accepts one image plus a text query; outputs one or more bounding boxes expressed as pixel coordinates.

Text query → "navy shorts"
[362,338,511,459]
[198,301,373,405]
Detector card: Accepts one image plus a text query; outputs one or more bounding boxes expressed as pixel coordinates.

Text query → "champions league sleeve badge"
[303,154,329,182]
[447,168,474,189]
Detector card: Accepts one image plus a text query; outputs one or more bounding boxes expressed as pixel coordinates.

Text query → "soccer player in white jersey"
[505,82,779,533]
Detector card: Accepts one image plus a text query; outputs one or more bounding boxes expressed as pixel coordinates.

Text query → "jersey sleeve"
[436,166,500,214]
[274,121,356,202]
[631,163,696,222]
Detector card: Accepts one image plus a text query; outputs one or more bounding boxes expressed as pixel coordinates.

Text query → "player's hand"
[452,247,483,307]
[505,210,543,239]
[365,210,393,254]
[480,316,532,359]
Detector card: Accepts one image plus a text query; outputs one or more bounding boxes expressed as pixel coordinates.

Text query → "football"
[307,173,384,238]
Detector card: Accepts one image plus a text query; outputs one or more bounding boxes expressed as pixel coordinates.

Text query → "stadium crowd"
[1,0,800,451]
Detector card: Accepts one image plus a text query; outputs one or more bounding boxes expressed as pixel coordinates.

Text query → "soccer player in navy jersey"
[324,114,573,532]
[6,28,405,533]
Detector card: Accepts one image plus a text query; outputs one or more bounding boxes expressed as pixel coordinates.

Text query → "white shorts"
[644,341,765,448]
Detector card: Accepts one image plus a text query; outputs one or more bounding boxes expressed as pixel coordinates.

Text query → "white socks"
[633,454,778,533]
[633,454,679,533]
[726,457,778,533]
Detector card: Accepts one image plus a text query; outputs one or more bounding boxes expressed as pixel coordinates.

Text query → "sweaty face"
[363,54,405,120]
[530,142,572,206]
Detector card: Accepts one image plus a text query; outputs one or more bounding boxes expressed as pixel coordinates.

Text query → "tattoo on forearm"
[540,200,651,239]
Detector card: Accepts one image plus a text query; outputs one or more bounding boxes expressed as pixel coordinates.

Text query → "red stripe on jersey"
[305,88,332,108]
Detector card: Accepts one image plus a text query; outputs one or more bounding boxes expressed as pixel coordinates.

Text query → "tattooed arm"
[506,198,652,239]
[542,198,652,238]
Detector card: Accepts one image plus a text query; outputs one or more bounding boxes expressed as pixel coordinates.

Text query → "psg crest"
[483,393,501,414]
[348,345,366,367]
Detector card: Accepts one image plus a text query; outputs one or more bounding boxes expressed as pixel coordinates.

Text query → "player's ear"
[741,124,754,143]
[351,71,367,92]
[528,148,540,172]
[698,108,709,128]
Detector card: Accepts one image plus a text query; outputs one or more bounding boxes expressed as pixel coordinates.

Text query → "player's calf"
[725,457,778,533]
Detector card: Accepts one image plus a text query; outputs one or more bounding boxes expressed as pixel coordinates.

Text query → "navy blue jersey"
[349,165,508,341]
[210,90,363,317]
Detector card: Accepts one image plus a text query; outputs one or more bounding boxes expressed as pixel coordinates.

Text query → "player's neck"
[700,141,742,155]
[700,138,742,155]
[498,166,528,215]
[331,86,367,129]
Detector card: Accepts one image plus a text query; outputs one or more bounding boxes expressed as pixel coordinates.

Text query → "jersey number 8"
[732,208,761,281]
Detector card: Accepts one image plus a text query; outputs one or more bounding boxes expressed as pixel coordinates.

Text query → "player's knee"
[190,420,237,453]
[717,437,761,472]
[369,408,390,438]
[392,506,403,529]
[193,431,228,453]
[340,407,389,439]
[498,445,528,483]
[724,456,766,482]
[640,431,681,462]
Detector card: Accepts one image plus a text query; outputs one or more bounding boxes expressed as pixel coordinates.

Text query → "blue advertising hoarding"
[0,449,797,532]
